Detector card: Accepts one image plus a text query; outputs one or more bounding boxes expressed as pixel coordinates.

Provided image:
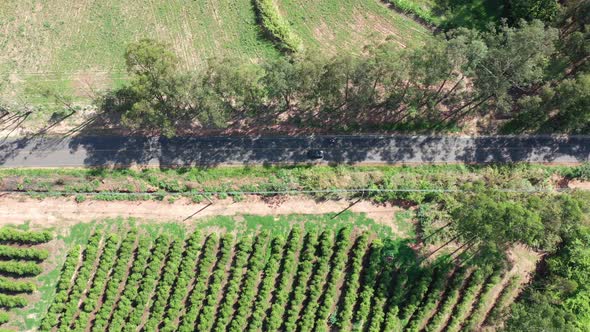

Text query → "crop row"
[267,229,317,331]
[353,240,384,330]
[91,229,138,331]
[160,232,212,332]
[123,234,171,332]
[337,232,370,331]
[295,231,334,332]
[39,245,81,330]
[0,228,52,244]
[53,232,103,331]
[315,227,353,332]
[144,232,199,331]
[194,234,235,332]
[227,232,269,332]
[0,245,49,261]
[108,236,153,330]
[179,234,228,332]
[444,269,487,332]
[0,277,35,293]
[245,234,288,332]
[253,0,302,52]
[423,267,469,332]
[463,270,503,330]
[73,234,121,330]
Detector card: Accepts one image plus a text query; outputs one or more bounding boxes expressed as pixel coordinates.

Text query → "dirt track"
[0,195,402,228]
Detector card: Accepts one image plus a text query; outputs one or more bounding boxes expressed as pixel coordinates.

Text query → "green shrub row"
[352,240,384,330]
[56,232,103,331]
[261,227,302,331]
[266,229,317,331]
[143,238,185,331]
[0,261,42,277]
[0,228,52,244]
[314,227,352,332]
[123,235,171,332]
[285,230,334,331]
[386,0,436,25]
[0,245,49,261]
[485,275,521,325]
[73,234,121,330]
[463,270,503,331]
[160,232,210,332]
[404,267,451,332]
[424,268,469,332]
[245,235,287,332]
[399,270,436,329]
[39,245,80,331]
[366,261,396,332]
[212,236,258,331]
[176,234,228,332]
[0,277,35,293]
[253,0,302,52]
[0,294,26,308]
[336,232,370,331]
[108,236,153,330]
[194,234,235,332]
[382,305,402,332]
[227,233,269,332]
[296,231,334,332]
[91,229,138,331]
[445,269,487,332]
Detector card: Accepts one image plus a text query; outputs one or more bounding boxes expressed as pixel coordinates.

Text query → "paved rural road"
[0,135,589,167]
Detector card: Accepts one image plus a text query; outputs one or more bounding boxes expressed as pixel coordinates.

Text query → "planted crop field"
[20,215,525,332]
[0,228,53,330]
[0,0,429,103]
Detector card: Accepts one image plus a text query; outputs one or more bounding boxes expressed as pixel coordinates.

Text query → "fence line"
[0,187,578,197]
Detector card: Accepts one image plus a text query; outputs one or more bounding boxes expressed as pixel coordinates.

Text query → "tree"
[506,0,560,23]
[505,73,590,133]
[118,39,189,136]
[442,20,558,121]
[451,190,544,264]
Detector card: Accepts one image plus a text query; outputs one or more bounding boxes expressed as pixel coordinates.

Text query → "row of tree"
[97,0,586,136]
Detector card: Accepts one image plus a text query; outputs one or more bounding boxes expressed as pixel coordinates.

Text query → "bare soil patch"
[0,194,404,230]
[567,179,590,190]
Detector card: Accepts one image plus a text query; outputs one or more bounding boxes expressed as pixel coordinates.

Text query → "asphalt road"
[0,135,589,167]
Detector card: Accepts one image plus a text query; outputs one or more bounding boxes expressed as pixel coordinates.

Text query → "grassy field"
[0,0,430,104]
[7,214,528,331]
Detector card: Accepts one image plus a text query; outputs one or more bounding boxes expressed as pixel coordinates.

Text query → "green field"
[7,215,523,331]
[0,0,430,104]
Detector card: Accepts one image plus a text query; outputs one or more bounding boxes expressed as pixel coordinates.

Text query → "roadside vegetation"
[1,163,587,201]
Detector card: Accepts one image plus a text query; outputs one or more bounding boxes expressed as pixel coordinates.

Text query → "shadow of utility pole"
[332,198,362,219]
[182,203,213,222]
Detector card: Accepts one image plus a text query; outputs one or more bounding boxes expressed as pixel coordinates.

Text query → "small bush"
[253,0,302,52]
[75,194,86,203]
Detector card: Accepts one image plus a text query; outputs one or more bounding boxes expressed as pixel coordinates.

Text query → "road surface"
[0,135,589,167]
